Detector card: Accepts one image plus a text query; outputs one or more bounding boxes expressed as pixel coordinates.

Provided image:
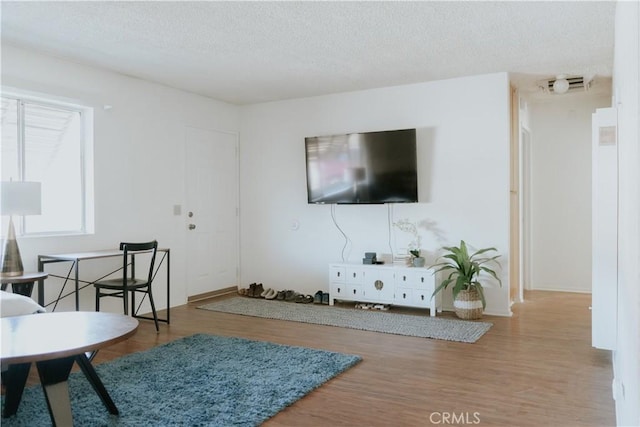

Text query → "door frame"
[184,126,240,299]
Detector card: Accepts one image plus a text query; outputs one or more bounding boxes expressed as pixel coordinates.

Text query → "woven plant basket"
[453,288,483,320]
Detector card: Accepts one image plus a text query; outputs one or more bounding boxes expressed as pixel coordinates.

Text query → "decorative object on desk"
[0,334,361,426]
[1,181,41,277]
[430,240,502,320]
[409,249,425,267]
[199,297,492,343]
[362,251,377,265]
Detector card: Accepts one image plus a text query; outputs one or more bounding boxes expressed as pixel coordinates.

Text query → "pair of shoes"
[253,283,265,298]
[246,283,265,298]
[260,287,272,298]
[313,291,324,304]
[322,293,330,305]
[276,291,287,301]
[284,290,299,302]
[295,294,314,303]
[264,289,278,299]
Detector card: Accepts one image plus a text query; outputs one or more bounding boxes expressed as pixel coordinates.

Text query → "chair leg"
[122,289,128,315]
[146,288,160,333]
[95,290,100,312]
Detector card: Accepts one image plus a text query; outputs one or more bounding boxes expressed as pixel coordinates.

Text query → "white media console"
[329,263,442,316]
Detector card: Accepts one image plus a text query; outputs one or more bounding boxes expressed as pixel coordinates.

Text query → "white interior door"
[185,127,239,298]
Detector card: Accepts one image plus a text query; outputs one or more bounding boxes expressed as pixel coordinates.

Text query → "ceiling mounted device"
[538,75,594,95]
[552,75,570,94]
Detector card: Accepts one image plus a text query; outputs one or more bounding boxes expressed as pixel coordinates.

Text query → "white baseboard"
[529,286,591,294]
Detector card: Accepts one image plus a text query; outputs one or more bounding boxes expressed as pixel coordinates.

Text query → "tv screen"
[305,128,418,204]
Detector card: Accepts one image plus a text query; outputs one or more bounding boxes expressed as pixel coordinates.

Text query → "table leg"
[36,356,75,427]
[11,281,35,297]
[2,363,31,418]
[75,353,119,415]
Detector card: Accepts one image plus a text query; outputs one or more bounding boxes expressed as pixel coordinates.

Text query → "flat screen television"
[305,128,418,204]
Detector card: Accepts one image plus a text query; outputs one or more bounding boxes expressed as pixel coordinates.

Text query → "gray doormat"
[198,297,492,343]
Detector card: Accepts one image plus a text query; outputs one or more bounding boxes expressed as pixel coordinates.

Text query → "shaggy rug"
[199,297,492,343]
[1,334,361,426]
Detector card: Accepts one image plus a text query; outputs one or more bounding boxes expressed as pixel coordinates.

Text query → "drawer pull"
[353,289,357,295]
[374,280,383,290]
[403,275,407,281]
[421,277,424,283]
[353,272,356,278]
[403,293,407,299]
[421,295,425,300]
[337,272,341,277]
[337,287,341,293]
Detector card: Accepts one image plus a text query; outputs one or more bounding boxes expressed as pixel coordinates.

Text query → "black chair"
[94,241,160,332]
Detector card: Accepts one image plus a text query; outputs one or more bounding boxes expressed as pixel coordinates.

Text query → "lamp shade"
[1,181,42,216]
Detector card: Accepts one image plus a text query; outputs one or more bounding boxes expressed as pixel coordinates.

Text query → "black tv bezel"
[304,128,418,205]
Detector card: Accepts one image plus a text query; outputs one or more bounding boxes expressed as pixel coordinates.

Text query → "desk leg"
[166,249,170,324]
[74,261,80,311]
[2,363,31,418]
[38,257,45,306]
[75,353,119,415]
[36,357,75,427]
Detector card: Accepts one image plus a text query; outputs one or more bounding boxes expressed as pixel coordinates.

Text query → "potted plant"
[430,240,501,319]
[409,249,426,267]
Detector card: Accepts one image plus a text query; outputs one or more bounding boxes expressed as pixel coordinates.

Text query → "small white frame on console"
[329,263,442,316]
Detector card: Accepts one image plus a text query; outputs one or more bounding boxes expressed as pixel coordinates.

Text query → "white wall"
[239,73,512,316]
[528,93,610,292]
[1,45,240,312]
[612,1,640,425]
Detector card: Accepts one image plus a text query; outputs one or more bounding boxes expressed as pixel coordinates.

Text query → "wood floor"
[37,290,620,426]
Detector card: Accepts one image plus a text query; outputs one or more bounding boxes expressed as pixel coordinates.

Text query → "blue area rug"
[1,334,362,426]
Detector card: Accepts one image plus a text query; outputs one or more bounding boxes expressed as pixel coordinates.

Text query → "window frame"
[1,88,95,237]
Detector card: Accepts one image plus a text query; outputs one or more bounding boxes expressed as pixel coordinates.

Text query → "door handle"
[188,224,196,230]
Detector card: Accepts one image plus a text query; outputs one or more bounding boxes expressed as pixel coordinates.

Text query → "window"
[1,90,94,236]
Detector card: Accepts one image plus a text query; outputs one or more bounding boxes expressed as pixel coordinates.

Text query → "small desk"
[1,272,48,298]
[1,312,138,425]
[37,248,170,324]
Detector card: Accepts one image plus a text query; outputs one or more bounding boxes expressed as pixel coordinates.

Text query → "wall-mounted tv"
[305,128,418,204]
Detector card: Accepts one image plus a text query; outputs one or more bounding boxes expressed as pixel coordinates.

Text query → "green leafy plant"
[430,240,502,309]
[409,249,421,258]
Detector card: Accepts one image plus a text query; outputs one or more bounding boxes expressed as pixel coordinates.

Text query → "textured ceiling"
[1,1,616,105]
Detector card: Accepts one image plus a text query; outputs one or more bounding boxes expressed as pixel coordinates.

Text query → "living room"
[1,2,638,426]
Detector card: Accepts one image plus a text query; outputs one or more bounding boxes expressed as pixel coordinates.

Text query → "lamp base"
[1,217,24,277]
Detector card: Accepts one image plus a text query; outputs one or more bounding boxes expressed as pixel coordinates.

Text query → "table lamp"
[1,181,42,277]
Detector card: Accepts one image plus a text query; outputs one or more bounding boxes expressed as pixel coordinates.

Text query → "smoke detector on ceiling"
[538,75,594,94]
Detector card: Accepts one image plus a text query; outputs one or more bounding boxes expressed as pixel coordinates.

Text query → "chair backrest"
[119,241,158,284]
